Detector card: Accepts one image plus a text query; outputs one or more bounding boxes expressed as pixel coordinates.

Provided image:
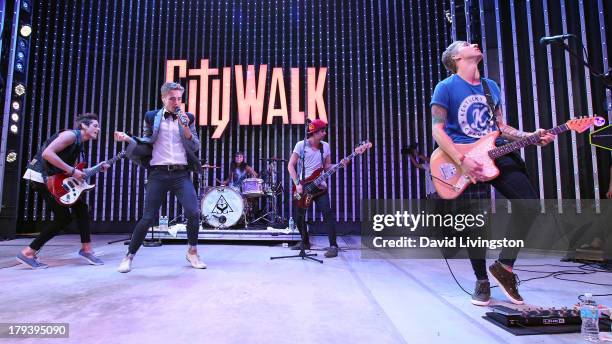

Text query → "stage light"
[10,125,18,134]
[15,62,24,73]
[11,113,19,122]
[20,25,32,37]
[12,101,20,110]
[17,51,25,61]
[6,151,17,163]
[18,39,26,50]
[21,0,31,12]
[14,84,26,96]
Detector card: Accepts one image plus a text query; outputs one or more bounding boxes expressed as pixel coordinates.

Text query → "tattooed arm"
[495,108,529,141]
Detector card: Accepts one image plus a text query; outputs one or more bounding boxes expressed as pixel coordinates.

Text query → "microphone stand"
[270,118,322,263]
[554,39,612,89]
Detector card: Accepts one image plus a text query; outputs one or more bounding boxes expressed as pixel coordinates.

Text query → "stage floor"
[1,234,610,344]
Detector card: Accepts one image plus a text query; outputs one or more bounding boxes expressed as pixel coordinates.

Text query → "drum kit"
[198,158,285,228]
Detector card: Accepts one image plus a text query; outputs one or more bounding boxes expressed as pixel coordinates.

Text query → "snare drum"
[201,186,244,227]
[241,178,264,198]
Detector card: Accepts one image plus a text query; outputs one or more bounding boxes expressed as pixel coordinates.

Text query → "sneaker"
[186,252,207,269]
[78,249,104,265]
[471,280,491,306]
[117,254,134,273]
[290,241,311,250]
[324,246,339,258]
[16,252,48,269]
[489,261,524,305]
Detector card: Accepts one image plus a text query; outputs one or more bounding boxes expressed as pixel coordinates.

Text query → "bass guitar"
[293,141,372,209]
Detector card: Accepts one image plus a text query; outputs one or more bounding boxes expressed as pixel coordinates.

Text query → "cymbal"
[259,157,286,162]
[202,164,220,169]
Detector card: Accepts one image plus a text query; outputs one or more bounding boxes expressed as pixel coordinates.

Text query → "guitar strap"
[481,78,501,133]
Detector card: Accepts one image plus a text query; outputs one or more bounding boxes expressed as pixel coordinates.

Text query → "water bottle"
[159,215,169,232]
[288,217,295,232]
[580,293,600,342]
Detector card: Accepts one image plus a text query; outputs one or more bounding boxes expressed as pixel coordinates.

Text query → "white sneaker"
[186,252,207,269]
[117,254,134,273]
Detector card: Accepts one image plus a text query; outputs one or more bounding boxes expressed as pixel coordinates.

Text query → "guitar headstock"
[354,140,373,155]
[566,116,606,133]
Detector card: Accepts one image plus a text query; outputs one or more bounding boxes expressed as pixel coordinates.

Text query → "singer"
[113,82,206,273]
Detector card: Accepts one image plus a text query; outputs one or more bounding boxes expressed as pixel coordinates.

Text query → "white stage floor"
[1,234,610,344]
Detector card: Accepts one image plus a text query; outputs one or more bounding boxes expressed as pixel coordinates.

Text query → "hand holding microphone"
[175,106,189,127]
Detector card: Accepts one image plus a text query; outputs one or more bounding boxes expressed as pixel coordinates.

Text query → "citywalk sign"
[167,59,328,138]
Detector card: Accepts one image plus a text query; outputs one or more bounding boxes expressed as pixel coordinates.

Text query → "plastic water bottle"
[580,293,600,342]
[288,217,295,232]
[159,215,169,232]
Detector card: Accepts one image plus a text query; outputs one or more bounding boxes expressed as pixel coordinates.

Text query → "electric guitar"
[430,116,605,199]
[46,151,126,206]
[293,141,372,209]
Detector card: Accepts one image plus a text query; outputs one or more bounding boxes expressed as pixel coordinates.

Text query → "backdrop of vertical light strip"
[16,0,612,232]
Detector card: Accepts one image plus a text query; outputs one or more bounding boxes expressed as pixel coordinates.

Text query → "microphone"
[175,106,189,126]
[305,118,312,126]
[539,34,575,45]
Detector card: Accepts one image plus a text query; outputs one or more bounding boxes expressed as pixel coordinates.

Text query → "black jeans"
[29,182,91,251]
[295,191,338,247]
[463,154,539,280]
[128,169,200,254]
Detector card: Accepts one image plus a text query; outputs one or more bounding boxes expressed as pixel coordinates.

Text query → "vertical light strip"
[339,0,348,220]
[56,2,67,132]
[369,0,380,199]
[478,0,489,76]
[62,1,77,138]
[106,0,123,221]
[465,0,471,40]
[346,0,355,219]
[281,0,287,218]
[110,0,127,221]
[376,0,388,201]
[442,0,450,44]
[399,0,412,199]
[118,0,134,221]
[560,0,582,212]
[525,0,546,210]
[424,0,433,194]
[362,0,371,200]
[579,0,601,213]
[410,0,420,198]
[542,0,564,212]
[355,0,364,216]
[509,0,525,160]
[91,0,107,220]
[493,0,507,207]
[450,0,457,41]
[44,1,61,220]
[415,1,427,198]
[128,0,145,221]
[26,0,45,219]
[391,0,403,201]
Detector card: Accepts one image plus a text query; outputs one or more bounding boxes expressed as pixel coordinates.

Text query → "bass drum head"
[201,186,244,228]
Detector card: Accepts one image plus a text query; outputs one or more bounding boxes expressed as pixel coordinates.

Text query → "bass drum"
[201,186,244,228]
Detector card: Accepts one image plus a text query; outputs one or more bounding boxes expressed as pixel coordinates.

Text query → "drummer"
[221,151,258,188]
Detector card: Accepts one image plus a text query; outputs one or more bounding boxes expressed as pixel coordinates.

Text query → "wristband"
[293,178,300,186]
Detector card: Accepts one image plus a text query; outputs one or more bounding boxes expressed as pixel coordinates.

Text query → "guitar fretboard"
[488,124,568,159]
[84,152,125,179]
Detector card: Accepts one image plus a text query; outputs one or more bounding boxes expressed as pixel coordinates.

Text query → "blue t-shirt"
[430,74,501,144]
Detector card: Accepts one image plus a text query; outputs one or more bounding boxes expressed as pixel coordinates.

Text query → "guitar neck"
[312,151,356,185]
[488,124,568,159]
[84,154,123,179]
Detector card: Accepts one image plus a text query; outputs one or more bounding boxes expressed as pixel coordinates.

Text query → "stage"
[1,234,610,343]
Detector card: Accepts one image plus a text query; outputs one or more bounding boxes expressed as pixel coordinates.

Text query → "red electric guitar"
[46,151,126,206]
[293,141,372,209]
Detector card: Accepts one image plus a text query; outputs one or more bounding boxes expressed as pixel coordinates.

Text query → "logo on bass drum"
[458,95,495,138]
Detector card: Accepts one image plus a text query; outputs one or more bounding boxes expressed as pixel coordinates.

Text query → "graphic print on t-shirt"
[457,94,494,138]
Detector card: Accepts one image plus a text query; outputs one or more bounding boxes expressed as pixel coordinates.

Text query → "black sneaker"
[290,241,311,250]
[471,280,491,306]
[324,246,339,258]
[489,261,524,305]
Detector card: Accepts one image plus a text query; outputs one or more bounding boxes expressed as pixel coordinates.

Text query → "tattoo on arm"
[431,105,447,125]
[495,108,528,140]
